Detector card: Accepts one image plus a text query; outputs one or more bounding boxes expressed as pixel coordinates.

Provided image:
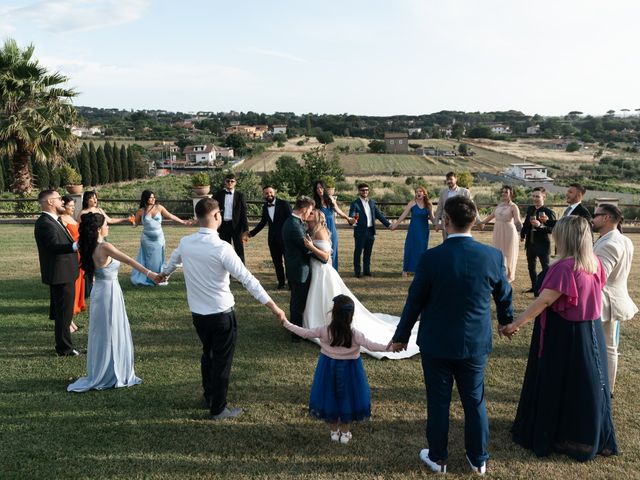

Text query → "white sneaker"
[466,454,487,475]
[330,430,341,442]
[419,449,447,474]
[339,431,352,444]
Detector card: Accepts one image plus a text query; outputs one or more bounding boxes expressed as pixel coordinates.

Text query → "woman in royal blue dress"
[391,186,435,276]
[131,190,191,286]
[312,180,354,272]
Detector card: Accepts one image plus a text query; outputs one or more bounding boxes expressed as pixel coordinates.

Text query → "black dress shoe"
[355,273,361,278]
[58,349,85,357]
[364,272,372,277]
[277,284,286,290]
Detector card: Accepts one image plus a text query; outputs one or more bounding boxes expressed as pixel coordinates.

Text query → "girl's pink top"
[283,321,390,360]
[538,257,605,356]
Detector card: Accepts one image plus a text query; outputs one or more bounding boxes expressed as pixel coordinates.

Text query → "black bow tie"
[267,203,275,207]
[225,191,233,195]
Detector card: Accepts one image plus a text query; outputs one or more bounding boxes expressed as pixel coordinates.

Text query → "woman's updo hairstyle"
[79,212,105,275]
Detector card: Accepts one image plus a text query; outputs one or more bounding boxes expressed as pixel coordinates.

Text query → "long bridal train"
[303,240,419,359]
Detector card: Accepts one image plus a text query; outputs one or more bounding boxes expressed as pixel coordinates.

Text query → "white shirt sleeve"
[221,244,271,304]
[163,242,183,275]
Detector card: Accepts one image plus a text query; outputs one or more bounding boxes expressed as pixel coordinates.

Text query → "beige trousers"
[601,320,621,394]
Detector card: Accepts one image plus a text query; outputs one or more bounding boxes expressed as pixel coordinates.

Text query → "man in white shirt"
[592,203,638,394]
[162,198,286,420]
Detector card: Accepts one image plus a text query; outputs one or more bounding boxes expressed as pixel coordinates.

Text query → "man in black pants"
[162,198,286,420]
[520,187,555,293]
[214,173,249,263]
[246,185,292,289]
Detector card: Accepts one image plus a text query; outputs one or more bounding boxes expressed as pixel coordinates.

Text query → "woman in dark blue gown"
[502,216,618,462]
[312,180,354,272]
[391,186,434,276]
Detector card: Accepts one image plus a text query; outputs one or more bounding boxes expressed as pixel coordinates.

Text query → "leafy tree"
[120,144,129,180]
[302,147,344,187]
[34,160,49,188]
[456,171,473,188]
[96,146,108,184]
[368,140,386,153]
[458,143,469,155]
[451,123,465,139]
[67,154,79,172]
[127,146,135,179]
[264,155,308,197]
[0,158,5,192]
[104,141,114,183]
[466,126,493,138]
[315,131,334,144]
[89,142,98,186]
[48,162,61,189]
[79,143,91,186]
[224,133,247,156]
[0,38,79,194]
[565,141,581,152]
[113,143,122,182]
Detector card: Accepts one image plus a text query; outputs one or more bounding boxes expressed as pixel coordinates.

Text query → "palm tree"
[0,38,78,194]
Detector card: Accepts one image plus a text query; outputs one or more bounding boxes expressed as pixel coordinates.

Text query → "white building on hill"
[505,163,553,182]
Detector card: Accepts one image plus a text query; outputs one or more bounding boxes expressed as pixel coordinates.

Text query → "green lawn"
[1,225,639,479]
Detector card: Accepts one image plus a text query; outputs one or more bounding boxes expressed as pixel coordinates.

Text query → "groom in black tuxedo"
[247,185,292,289]
[34,189,80,356]
[282,196,315,340]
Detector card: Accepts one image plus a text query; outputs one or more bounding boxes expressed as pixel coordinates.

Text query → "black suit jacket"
[545,202,592,229]
[214,189,248,233]
[249,197,292,246]
[34,213,79,285]
[521,205,555,248]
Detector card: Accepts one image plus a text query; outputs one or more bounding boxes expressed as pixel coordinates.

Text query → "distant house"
[70,125,103,137]
[437,125,453,137]
[384,132,409,154]
[213,145,234,158]
[407,127,422,136]
[487,123,512,134]
[184,144,218,164]
[505,163,553,182]
[272,124,287,135]
[225,124,266,139]
[526,125,541,135]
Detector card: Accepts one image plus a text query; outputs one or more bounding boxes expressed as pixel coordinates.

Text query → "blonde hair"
[553,216,597,273]
[309,209,330,240]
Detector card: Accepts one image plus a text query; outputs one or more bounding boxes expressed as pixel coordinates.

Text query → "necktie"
[562,206,572,217]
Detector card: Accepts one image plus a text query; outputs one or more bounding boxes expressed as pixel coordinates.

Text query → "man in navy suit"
[246,185,292,289]
[348,183,392,277]
[391,196,513,475]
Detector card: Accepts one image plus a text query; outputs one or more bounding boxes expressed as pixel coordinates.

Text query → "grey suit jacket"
[434,186,471,225]
[593,230,638,322]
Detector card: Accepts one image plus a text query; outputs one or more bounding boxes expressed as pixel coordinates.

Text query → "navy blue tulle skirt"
[309,354,371,423]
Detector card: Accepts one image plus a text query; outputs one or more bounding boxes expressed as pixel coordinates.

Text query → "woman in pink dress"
[479,185,522,282]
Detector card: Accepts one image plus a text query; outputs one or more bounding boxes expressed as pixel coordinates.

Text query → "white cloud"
[240,47,309,64]
[0,0,150,34]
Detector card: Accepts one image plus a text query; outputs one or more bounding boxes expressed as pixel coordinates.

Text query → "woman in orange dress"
[61,195,85,332]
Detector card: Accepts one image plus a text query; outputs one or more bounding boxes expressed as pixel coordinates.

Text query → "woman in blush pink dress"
[479,185,522,282]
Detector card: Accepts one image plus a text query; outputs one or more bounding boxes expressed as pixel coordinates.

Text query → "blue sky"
[1,0,638,116]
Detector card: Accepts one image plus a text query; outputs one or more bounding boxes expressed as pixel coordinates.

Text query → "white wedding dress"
[303,239,420,359]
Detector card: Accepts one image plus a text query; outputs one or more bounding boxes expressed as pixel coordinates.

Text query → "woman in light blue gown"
[131,190,191,286]
[391,186,435,276]
[312,180,354,272]
[68,213,161,393]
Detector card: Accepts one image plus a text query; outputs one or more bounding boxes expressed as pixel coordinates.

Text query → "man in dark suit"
[247,185,292,289]
[391,196,513,476]
[520,187,556,293]
[541,182,592,228]
[214,173,249,263]
[348,183,392,277]
[282,196,315,340]
[34,189,81,356]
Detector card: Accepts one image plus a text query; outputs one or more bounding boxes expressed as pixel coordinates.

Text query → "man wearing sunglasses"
[214,173,249,263]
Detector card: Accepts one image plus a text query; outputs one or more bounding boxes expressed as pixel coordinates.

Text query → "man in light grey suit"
[434,172,472,240]
[592,203,638,394]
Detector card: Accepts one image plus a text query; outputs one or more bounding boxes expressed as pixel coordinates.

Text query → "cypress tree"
[49,162,61,189]
[0,157,5,193]
[120,144,129,181]
[3,155,13,191]
[80,143,92,186]
[97,146,109,185]
[68,153,80,172]
[127,146,136,179]
[89,142,99,185]
[104,141,114,183]
[113,142,122,182]
[34,162,50,189]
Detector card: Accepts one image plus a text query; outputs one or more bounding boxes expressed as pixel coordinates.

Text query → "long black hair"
[82,190,97,209]
[329,294,355,348]
[139,190,155,209]
[79,212,105,276]
[312,179,335,210]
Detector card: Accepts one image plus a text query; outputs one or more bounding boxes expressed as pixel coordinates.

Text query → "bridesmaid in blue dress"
[69,213,161,392]
[313,180,354,272]
[391,186,435,276]
[131,190,191,286]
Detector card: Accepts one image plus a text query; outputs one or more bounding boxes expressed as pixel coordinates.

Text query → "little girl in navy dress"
[281,294,391,443]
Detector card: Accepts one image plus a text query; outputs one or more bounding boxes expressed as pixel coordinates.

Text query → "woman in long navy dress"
[502,216,618,462]
[391,186,434,276]
[312,180,354,272]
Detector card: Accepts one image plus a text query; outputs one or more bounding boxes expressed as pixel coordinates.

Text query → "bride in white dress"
[302,210,419,359]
